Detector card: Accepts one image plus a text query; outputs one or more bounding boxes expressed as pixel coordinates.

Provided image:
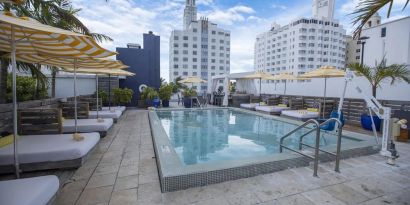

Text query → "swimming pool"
[149,107,379,192]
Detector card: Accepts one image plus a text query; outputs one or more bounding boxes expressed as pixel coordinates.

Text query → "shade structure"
[301,66,346,117]
[179,76,207,84]
[0,12,117,179]
[243,71,274,97]
[270,73,298,95]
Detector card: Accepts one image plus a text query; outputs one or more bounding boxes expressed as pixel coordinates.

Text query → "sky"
[71,0,410,82]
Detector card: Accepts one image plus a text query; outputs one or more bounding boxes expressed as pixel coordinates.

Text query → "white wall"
[255,77,410,101]
[47,74,96,98]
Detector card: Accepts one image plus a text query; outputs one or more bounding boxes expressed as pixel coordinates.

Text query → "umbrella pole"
[284,80,287,95]
[96,74,99,118]
[74,59,78,133]
[323,78,327,118]
[259,78,262,99]
[11,26,20,179]
[108,74,111,110]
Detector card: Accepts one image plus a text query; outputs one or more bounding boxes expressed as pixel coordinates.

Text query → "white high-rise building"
[254,0,346,79]
[169,0,230,93]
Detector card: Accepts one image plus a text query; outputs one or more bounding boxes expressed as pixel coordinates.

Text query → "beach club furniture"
[88,110,122,122]
[255,104,291,115]
[281,108,320,121]
[240,103,261,110]
[0,175,59,205]
[0,133,99,173]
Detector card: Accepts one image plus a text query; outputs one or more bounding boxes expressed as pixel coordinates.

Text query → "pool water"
[156,109,358,165]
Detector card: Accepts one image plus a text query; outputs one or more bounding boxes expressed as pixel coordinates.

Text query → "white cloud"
[201,5,255,25]
[271,4,287,10]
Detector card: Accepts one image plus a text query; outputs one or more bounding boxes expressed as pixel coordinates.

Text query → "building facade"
[254,0,346,79]
[361,16,410,66]
[117,31,160,105]
[169,0,231,94]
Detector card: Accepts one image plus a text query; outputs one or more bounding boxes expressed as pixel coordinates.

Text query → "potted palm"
[159,84,173,107]
[349,58,410,131]
[140,87,159,108]
[182,88,197,108]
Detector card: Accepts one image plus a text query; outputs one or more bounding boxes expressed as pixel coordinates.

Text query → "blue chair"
[320,110,345,131]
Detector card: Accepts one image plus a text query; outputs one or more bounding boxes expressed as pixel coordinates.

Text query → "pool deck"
[3,109,410,205]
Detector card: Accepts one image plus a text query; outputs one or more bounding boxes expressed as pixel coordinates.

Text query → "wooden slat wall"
[61,102,90,119]
[76,98,102,111]
[0,98,60,133]
[18,108,62,135]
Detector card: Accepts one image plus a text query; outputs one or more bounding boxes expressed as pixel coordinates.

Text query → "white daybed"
[0,175,59,205]
[240,103,260,110]
[281,110,320,121]
[0,133,99,173]
[88,110,122,122]
[63,118,113,137]
[255,105,291,115]
[102,106,126,112]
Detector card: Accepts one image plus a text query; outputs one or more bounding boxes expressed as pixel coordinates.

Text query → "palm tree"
[0,0,112,101]
[348,58,410,98]
[351,0,409,37]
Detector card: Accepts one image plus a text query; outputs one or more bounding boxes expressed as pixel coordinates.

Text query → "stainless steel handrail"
[279,119,321,176]
[298,118,343,173]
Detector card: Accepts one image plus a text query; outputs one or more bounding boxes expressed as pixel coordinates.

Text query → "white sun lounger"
[255,105,291,115]
[63,118,113,137]
[0,133,99,173]
[281,110,320,121]
[88,110,122,122]
[102,106,126,112]
[240,103,260,110]
[0,175,59,205]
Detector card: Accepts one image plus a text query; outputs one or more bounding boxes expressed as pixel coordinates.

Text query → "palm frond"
[351,0,409,38]
[348,62,373,83]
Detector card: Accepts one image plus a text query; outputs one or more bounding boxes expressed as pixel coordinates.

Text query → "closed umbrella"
[301,66,346,118]
[0,12,116,178]
[243,71,274,98]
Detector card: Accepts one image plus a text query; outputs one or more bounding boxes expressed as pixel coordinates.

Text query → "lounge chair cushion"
[102,106,126,112]
[281,110,319,119]
[0,175,59,205]
[255,106,290,113]
[0,133,99,165]
[63,118,113,133]
[240,103,259,109]
[0,135,14,148]
[88,110,122,119]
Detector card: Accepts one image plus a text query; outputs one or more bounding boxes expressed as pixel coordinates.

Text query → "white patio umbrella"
[0,12,117,178]
[270,73,299,95]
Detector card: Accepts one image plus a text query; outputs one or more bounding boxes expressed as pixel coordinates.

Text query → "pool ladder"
[279,118,343,177]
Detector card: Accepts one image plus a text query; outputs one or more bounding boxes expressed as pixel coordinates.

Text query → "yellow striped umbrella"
[301,66,346,117]
[0,12,117,179]
[15,54,128,70]
[243,71,275,97]
[269,73,300,95]
[179,76,207,84]
[0,12,116,58]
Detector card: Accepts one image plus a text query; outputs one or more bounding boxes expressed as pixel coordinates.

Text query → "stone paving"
[9,109,410,205]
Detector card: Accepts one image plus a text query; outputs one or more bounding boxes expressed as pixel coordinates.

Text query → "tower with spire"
[183,0,197,29]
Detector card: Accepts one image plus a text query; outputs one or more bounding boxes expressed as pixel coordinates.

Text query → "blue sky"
[71,0,410,81]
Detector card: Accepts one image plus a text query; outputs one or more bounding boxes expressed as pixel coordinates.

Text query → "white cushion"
[102,106,126,112]
[281,110,319,119]
[240,103,259,109]
[88,110,122,119]
[63,118,113,133]
[0,176,59,205]
[255,106,290,113]
[0,133,100,165]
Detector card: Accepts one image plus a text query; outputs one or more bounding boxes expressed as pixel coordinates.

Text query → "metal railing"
[279,118,343,177]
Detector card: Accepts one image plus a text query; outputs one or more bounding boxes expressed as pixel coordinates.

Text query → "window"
[193,37,197,41]
[381,27,386,37]
[193,51,197,55]
[183,36,188,40]
[174,50,178,54]
[173,57,178,62]
[193,65,197,69]
[173,43,178,48]
[193,28,197,32]
[193,72,197,76]
[173,71,178,75]
[193,58,197,62]
[193,44,197,48]
[173,65,178,69]
[183,43,188,47]
[174,36,179,40]
[183,50,188,54]
[211,59,216,63]
[356,49,361,53]
[183,57,188,62]
[183,72,188,76]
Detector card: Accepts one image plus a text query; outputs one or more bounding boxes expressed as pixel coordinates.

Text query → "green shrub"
[6,74,48,102]
[182,87,197,97]
[158,84,173,101]
[140,87,158,100]
[113,88,134,105]
[96,90,108,104]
